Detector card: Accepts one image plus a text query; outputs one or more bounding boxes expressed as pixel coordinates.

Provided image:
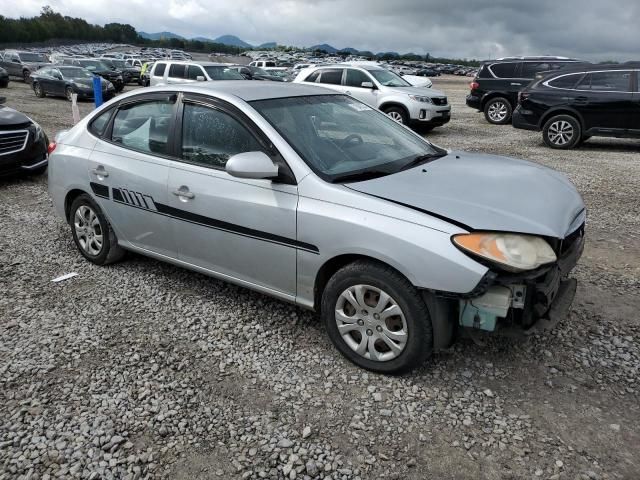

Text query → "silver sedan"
[48,81,585,373]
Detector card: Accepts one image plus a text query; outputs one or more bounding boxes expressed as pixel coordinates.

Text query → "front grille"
[432,97,448,106]
[0,130,29,156]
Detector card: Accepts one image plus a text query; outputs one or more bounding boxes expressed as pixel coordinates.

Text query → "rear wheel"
[65,86,74,101]
[22,70,30,83]
[33,82,45,98]
[543,114,581,149]
[69,194,125,265]
[483,97,512,124]
[383,106,408,125]
[321,260,433,374]
[0,80,8,88]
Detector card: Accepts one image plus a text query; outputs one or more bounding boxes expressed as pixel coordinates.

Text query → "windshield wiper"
[399,152,446,171]
[331,170,391,183]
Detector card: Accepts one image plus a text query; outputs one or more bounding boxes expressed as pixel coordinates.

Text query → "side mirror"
[196,75,206,81]
[361,81,374,89]
[225,151,279,180]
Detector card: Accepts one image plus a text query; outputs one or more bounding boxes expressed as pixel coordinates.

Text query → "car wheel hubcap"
[387,111,404,123]
[548,120,573,145]
[488,102,508,122]
[74,205,103,256]
[35,84,41,95]
[335,284,408,362]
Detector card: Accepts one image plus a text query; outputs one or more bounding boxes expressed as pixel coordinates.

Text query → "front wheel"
[33,82,45,98]
[65,86,74,101]
[69,194,125,265]
[383,106,408,125]
[483,97,512,125]
[321,260,433,374]
[542,114,581,149]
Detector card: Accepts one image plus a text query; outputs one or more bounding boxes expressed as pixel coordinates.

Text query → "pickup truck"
[0,50,51,83]
[248,60,288,72]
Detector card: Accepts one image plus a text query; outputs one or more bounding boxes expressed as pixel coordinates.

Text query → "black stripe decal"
[90,182,109,199]
[109,189,318,254]
[154,202,319,253]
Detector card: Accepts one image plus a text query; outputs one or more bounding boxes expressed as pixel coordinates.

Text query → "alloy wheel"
[74,205,103,256]
[547,120,574,146]
[65,87,73,101]
[34,83,41,96]
[487,101,508,122]
[335,284,408,362]
[386,111,404,124]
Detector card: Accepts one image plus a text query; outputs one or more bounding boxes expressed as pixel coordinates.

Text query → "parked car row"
[466,56,640,149]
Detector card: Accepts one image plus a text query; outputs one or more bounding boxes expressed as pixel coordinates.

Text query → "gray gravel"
[1,76,639,480]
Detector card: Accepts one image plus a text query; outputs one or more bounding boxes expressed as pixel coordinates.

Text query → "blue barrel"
[93,75,103,108]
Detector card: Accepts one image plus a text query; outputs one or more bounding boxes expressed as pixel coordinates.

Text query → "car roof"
[310,63,386,72]
[132,81,338,102]
[543,62,640,75]
[155,60,230,66]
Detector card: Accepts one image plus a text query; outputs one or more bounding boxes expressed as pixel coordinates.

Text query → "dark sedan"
[0,67,8,88]
[30,67,115,101]
[0,96,48,177]
[232,65,286,82]
[61,58,124,92]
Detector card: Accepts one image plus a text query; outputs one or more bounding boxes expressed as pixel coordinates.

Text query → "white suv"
[149,61,244,86]
[293,64,450,130]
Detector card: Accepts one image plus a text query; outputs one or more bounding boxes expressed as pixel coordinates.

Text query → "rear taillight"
[470,81,479,91]
[47,141,57,155]
[518,92,530,104]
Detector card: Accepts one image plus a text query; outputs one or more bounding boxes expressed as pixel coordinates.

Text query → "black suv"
[513,63,640,149]
[466,57,585,124]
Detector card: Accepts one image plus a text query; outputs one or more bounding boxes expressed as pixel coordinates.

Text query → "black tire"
[33,82,45,98]
[416,125,435,134]
[0,80,8,88]
[69,194,125,265]
[542,114,581,150]
[22,70,31,83]
[382,106,408,125]
[65,86,74,101]
[321,260,433,374]
[483,97,512,125]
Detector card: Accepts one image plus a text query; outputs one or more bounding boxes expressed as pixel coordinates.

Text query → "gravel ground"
[1,76,639,480]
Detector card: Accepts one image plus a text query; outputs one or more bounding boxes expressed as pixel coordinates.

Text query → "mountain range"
[138,32,394,55]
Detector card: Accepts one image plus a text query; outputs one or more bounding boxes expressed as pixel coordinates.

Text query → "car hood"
[72,78,108,88]
[386,85,445,97]
[346,151,585,238]
[0,105,32,128]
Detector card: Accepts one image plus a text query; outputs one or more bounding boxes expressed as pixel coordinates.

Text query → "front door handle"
[172,187,195,199]
[510,82,522,86]
[91,166,109,178]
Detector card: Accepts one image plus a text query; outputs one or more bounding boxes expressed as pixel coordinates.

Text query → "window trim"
[174,93,296,184]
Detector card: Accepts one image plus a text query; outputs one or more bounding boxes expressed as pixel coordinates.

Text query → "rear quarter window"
[547,73,583,89]
[488,62,519,78]
[88,107,114,137]
[304,71,320,82]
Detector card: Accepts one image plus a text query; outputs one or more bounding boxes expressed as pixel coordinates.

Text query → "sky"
[3,0,639,61]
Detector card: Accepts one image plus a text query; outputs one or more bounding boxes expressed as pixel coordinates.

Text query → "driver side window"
[180,103,262,169]
[344,69,372,88]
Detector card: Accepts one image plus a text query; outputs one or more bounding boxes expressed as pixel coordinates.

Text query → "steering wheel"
[340,134,364,148]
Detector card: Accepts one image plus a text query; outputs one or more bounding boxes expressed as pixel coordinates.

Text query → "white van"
[149,61,244,86]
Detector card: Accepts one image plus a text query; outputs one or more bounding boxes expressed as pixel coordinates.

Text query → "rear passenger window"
[111,100,174,155]
[169,64,186,78]
[548,73,582,89]
[180,103,262,169]
[318,69,344,85]
[521,62,552,78]
[589,71,631,92]
[153,63,166,76]
[489,62,518,78]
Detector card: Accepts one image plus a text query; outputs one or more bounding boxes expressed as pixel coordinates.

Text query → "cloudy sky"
[4,0,639,60]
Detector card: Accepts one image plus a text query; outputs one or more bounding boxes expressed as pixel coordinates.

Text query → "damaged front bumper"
[450,223,585,337]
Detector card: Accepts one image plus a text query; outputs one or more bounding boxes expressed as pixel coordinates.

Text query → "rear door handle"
[172,187,195,199]
[91,166,109,178]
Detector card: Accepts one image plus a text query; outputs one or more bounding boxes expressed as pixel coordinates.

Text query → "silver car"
[48,82,585,374]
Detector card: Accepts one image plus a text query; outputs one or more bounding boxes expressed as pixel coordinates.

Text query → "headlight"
[452,232,556,272]
[408,94,433,104]
[27,117,44,141]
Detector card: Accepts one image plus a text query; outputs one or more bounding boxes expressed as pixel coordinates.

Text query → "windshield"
[369,69,411,87]
[19,53,47,63]
[251,95,443,182]
[59,67,93,79]
[203,66,244,80]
